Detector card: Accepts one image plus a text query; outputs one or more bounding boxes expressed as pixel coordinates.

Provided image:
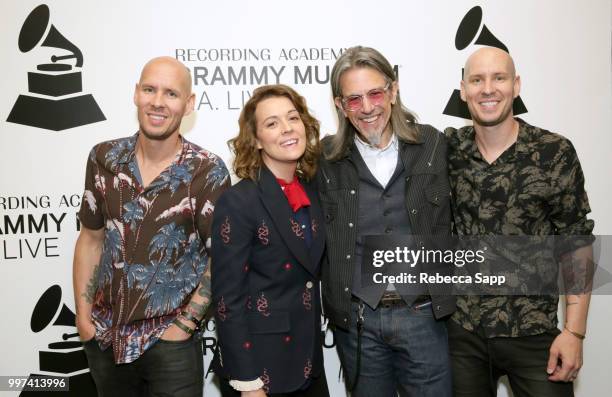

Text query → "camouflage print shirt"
[445,118,594,337]
[78,133,230,363]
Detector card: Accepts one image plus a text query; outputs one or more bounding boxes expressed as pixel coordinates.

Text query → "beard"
[137,113,181,141]
[365,130,383,146]
[469,101,514,128]
[139,126,177,141]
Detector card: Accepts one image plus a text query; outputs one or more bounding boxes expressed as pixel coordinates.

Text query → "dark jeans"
[447,320,574,397]
[218,372,329,397]
[334,300,452,397]
[83,336,203,397]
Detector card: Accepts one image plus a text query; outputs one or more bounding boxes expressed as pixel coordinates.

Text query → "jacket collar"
[332,126,423,162]
[257,165,324,275]
[450,117,539,162]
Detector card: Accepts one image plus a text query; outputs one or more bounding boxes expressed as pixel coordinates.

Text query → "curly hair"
[230,84,321,181]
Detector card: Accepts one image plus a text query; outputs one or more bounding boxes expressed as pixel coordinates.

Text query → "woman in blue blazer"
[211,85,329,397]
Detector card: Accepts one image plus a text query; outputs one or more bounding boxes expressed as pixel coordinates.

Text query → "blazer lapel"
[257,166,314,274]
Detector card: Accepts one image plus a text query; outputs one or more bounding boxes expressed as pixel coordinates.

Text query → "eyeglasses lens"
[344,88,386,111]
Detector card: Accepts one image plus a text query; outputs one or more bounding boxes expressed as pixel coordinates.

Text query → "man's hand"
[547,329,583,382]
[160,321,194,341]
[76,315,96,342]
[241,389,266,397]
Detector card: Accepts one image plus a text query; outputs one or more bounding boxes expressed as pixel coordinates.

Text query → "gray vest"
[351,148,426,308]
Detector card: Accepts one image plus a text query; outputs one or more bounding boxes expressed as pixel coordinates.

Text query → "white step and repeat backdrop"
[1,1,611,396]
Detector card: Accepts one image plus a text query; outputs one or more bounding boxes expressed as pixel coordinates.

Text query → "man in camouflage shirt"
[73,56,230,396]
[445,47,594,397]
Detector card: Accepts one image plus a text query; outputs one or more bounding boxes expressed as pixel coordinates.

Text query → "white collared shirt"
[354,133,399,187]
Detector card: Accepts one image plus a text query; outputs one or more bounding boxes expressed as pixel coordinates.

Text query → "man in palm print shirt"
[445,47,594,397]
[73,56,230,396]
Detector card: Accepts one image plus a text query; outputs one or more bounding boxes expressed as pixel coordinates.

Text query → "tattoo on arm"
[187,270,211,320]
[82,264,99,304]
[189,301,207,318]
[560,246,595,295]
[197,271,212,304]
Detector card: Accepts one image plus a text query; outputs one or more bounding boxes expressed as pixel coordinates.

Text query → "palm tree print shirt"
[78,133,230,363]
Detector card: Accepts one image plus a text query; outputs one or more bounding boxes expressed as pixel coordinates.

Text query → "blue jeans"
[334,300,452,397]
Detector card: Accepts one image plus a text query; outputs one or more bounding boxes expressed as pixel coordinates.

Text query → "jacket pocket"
[321,201,338,223]
[424,183,450,206]
[248,311,290,334]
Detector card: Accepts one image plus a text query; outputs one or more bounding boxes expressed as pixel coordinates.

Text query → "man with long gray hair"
[317,46,455,396]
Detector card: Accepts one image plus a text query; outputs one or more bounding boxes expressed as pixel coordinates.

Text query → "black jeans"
[83,336,203,397]
[448,320,574,397]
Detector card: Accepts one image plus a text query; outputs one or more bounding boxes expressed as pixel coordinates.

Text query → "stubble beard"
[471,102,514,128]
[139,126,177,141]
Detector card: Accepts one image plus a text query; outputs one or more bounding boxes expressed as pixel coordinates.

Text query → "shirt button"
[306,281,313,289]
[344,287,350,292]
[348,222,354,228]
[411,209,418,214]
[301,224,306,229]
[385,227,392,234]
[350,190,356,195]
[343,318,348,323]
[346,254,351,259]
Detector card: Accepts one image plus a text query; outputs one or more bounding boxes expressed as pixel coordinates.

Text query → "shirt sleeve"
[228,377,264,392]
[195,157,231,256]
[549,141,595,253]
[78,147,105,230]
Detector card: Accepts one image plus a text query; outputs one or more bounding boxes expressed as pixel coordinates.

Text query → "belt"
[351,293,430,308]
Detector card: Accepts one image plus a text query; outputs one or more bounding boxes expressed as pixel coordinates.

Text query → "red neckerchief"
[276,176,311,212]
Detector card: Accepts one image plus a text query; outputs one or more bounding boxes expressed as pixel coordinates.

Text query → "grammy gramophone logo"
[6,4,105,131]
[443,5,528,119]
[20,285,97,396]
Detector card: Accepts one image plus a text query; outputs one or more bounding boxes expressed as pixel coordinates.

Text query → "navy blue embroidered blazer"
[211,165,325,394]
